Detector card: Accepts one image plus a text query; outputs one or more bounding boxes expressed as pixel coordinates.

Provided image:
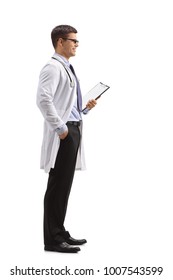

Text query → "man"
[37,25,97,253]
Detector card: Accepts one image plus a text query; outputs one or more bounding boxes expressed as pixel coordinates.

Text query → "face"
[58,33,79,60]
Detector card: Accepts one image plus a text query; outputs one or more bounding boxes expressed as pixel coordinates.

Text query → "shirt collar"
[53,52,70,67]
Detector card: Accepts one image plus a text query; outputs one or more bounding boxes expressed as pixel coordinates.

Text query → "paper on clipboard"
[82,82,110,111]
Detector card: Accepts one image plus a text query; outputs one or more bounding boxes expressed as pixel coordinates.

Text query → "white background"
[0,0,173,279]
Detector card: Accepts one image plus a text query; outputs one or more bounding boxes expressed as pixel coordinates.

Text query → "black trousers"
[44,123,81,245]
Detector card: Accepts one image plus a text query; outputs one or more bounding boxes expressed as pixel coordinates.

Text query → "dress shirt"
[54,53,86,135]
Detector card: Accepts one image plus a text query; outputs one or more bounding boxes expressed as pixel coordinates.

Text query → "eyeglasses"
[62,38,79,44]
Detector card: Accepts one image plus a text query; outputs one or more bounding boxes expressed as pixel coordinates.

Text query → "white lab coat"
[36,53,86,173]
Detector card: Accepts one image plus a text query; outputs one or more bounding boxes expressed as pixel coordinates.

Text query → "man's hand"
[86,99,97,110]
[59,130,68,140]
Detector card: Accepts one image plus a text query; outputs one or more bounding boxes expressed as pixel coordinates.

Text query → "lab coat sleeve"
[36,63,65,131]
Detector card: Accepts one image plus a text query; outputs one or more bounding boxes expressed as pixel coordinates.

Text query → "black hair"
[51,25,77,49]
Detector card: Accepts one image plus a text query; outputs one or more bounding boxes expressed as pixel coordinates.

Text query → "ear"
[58,38,63,47]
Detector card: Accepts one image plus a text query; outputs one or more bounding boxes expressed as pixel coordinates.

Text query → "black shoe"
[66,236,87,246]
[44,242,80,253]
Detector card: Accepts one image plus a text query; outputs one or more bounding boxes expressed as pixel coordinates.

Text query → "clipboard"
[82,82,110,111]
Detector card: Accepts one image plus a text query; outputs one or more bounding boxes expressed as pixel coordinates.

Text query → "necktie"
[69,64,82,112]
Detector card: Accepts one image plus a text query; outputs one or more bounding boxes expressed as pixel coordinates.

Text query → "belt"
[67,121,81,127]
